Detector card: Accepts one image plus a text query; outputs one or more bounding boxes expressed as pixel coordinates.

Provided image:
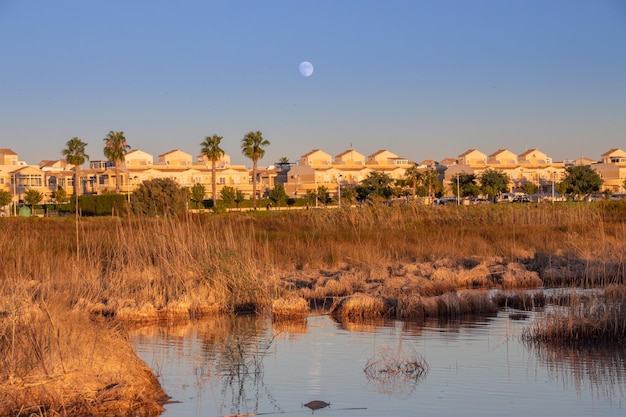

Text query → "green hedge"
[71,194,128,216]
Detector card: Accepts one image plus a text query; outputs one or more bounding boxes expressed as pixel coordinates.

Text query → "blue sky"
[1,1,625,167]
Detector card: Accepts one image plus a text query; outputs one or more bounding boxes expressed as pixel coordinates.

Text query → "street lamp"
[337,174,343,207]
[456,174,460,205]
[551,171,556,203]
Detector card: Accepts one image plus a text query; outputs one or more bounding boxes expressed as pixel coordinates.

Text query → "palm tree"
[103,131,131,193]
[241,131,270,209]
[421,168,440,205]
[404,165,422,198]
[62,137,89,197]
[200,134,225,207]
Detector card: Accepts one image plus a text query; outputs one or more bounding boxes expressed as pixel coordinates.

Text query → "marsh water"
[130,309,626,417]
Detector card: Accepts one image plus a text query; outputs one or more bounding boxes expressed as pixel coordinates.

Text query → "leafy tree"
[132,178,188,216]
[0,189,11,208]
[200,134,225,207]
[340,186,357,206]
[480,169,510,201]
[241,131,270,210]
[51,186,69,204]
[305,189,317,207]
[452,173,479,198]
[521,182,539,195]
[356,171,395,202]
[234,188,246,209]
[23,188,44,216]
[190,183,206,210]
[103,131,130,193]
[220,186,236,210]
[404,165,422,198]
[62,137,89,197]
[317,186,331,206]
[279,156,289,164]
[560,165,602,200]
[269,183,288,208]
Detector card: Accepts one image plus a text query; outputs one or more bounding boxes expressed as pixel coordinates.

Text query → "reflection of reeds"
[529,343,626,400]
[523,285,626,345]
[364,345,428,396]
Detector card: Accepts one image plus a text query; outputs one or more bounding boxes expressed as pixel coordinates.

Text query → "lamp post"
[337,174,342,207]
[552,171,556,203]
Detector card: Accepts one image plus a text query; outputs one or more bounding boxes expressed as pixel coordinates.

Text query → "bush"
[131,178,188,216]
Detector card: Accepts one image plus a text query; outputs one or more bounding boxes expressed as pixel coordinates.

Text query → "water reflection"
[530,344,626,400]
[130,312,626,417]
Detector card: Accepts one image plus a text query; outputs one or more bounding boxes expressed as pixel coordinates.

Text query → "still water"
[130,311,625,417]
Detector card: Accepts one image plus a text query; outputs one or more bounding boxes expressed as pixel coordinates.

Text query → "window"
[219,177,226,185]
[18,174,42,187]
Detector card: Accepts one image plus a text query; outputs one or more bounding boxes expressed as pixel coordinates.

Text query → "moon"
[299,61,314,77]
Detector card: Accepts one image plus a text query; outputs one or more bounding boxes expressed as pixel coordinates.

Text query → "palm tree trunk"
[252,159,258,209]
[74,167,80,219]
[115,165,120,193]
[211,160,217,207]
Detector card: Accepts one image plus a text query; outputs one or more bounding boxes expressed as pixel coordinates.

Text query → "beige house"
[367,150,410,166]
[488,149,518,165]
[11,165,48,202]
[157,149,192,166]
[458,149,487,166]
[592,163,624,193]
[197,152,231,168]
[519,149,552,165]
[0,148,19,166]
[334,149,365,165]
[439,157,457,167]
[601,148,626,165]
[300,149,333,167]
[125,149,154,167]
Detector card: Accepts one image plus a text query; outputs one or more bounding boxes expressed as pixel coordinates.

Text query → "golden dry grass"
[329,293,391,320]
[523,285,626,345]
[0,296,166,416]
[271,296,309,320]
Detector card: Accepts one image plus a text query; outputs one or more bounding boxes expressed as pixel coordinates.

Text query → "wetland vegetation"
[1,201,626,415]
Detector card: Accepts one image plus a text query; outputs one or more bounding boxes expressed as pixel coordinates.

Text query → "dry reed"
[523,285,626,345]
[329,293,391,320]
[364,345,428,395]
